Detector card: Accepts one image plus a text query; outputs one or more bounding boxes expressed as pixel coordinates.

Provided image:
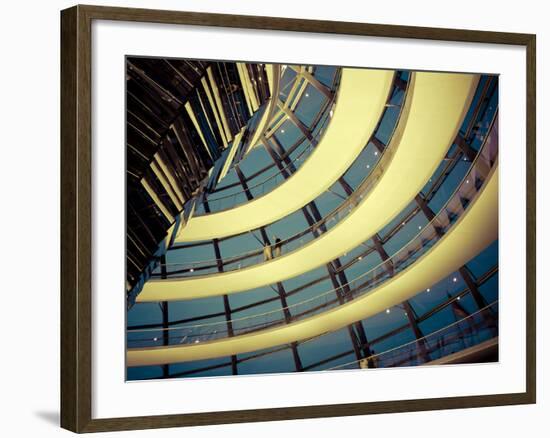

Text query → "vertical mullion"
[160,255,169,377]
[204,198,238,374]
[403,301,431,363]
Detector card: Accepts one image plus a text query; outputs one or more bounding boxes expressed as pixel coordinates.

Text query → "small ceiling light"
[330,110,334,117]
[457,296,461,301]
[466,179,470,184]
[281,129,285,134]
[194,339,200,344]
[358,256,362,260]
[366,164,370,169]
[153,337,158,342]
[374,151,378,156]
[418,225,422,230]
[426,288,431,292]
[305,93,309,97]
[386,309,391,314]
[453,277,457,282]
[189,268,194,273]
[402,222,406,226]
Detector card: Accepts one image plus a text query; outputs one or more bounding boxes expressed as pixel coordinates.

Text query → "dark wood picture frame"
[60,4,536,433]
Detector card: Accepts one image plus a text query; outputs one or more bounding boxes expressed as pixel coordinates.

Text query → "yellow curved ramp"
[174,68,394,243]
[137,72,479,303]
[128,165,498,366]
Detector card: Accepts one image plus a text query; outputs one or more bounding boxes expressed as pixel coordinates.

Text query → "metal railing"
[192,68,342,215]
[127,117,498,348]
[326,301,498,370]
[154,73,410,277]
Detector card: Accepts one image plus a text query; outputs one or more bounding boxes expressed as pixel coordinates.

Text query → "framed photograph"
[60,4,536,433]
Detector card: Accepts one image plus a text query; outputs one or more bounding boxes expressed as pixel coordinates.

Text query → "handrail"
[325,300,498,370]
[156,72,408,275]
[192,68,342,213]
[127,116,498,346]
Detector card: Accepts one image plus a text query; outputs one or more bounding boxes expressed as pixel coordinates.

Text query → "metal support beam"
[204,199,238,374]
[249,223,303,371]
[415,194,445,237]
[302,200,375,362]
[458,266,487,310]
[458,266,496,334]
[160,255,169,377]
[212,239,235,342]
[414,195,496,350]
[394,75,407,91]
[403,301,431,363]
[290,342,304,371]
[265,150,369,365]
[277,101,316,143]
[234,165,253,201]
[415,195,491,317]
[455,133,491,178]
[338,177,354,197]
[263,139,293,179]
[414,194,436,221]
[454,133,478,163]
[299,69,334,100]
[372,233,395,276]
[371,136,385,153]
[326,261,374,363]
[273,281,303,371]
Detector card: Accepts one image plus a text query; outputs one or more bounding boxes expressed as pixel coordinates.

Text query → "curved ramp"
[174,68,394,242]
[137,72,478,302]
[128,164,498,366]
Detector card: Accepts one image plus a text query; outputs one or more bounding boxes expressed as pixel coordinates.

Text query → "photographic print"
[125,59,499,381]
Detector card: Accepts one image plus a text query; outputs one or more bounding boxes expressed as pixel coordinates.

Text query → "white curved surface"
[137,72,479,303]
[128,164,498,366]
[174,68,394,242]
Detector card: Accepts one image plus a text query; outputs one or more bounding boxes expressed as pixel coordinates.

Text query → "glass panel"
[378,200,417,240]
[307,352,357,371]
[273,118,303,151]
[218,232,263,259]
[127,302,162,326]
[229,284,280,310]
[370,326,416,357]
[127,365,164,381]
[169,357,232,377]
[428,159,470,213]
[279,67,298,103]
[313,65,337,88]
[286,278,334,307]
[168,296,225,321]
[383,211,429,256]
[466,239,498,279]
[361,305,410,341]
[237,348,296,374]
[298,327,352,368]
[343,142,381,190]
[478,272,499,303]
[294,84,327,128]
